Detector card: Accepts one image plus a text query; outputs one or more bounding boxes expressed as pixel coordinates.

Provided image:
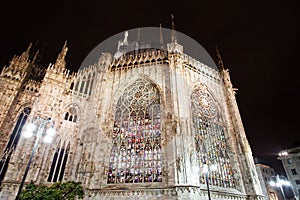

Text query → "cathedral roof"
[80,27,218,71]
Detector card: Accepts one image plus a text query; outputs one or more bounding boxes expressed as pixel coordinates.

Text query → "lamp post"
[269,175,291,200]
[15,117,55,200]
[202,163,217,200]
[194,164,217,200]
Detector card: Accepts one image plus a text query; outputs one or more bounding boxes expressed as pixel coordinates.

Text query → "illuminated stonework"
[192,84,235,188]
[0,28,263,200]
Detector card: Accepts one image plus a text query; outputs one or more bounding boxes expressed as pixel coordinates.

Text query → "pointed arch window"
[64,107,78,123]
[0,107,31,183]
[47,141,70,182]
[107,79,162,184]
[191,84,235,188]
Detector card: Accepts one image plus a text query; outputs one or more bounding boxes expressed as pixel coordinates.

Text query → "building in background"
[0,27,264,199]
[254,158,280,200]
[278,146,300,199]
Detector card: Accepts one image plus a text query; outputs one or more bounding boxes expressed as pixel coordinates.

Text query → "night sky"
[0,0,299,174]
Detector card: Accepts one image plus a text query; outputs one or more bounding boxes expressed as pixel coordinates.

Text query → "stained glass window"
[191,84,235,188]
[107,79,162,184]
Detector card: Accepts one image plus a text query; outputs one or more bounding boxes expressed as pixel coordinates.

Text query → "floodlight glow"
[284,180,291,186]
[269,181,276,186]
[46,128,56,136]
[43,135,53,143]
[26,123,36,131]
[202,164,208,174]
[275,182,281,187]
[23,130,33,138]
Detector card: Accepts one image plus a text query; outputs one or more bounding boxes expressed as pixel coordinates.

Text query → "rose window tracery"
[191,84,217,119]
[191,84,235,188]
[107,79,162,184]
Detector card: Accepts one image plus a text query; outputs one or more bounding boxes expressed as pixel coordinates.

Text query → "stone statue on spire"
[171,14,177,43]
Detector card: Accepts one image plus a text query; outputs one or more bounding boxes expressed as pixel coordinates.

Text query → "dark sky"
[0,0,299,174]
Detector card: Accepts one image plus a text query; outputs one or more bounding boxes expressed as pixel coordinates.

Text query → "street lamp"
[203,163,217,200]
[15,117,55,200]
[269,175,291,200]
[193,163,217,200]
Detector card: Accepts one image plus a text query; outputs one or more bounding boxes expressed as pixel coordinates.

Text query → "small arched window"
[64,107,78,123]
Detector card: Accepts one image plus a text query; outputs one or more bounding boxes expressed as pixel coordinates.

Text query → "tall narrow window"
[88,72,95,96]
[79,76,86,93]
[191,84,235,188]
[84,74,91,95]
[47,141,70,182]
[70,82,74,90]
[107,79,162,184]
[0,107,31,183]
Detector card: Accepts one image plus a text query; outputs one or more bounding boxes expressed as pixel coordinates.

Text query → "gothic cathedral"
[0,27,263,199]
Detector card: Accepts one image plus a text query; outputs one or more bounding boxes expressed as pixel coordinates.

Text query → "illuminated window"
[0,107,31,183]
[291,168,298,175]
[191,84,235,188]
[47,141,70,182]
[107,79,162,184]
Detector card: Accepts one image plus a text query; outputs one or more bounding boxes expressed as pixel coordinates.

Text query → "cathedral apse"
[0,27,263,200]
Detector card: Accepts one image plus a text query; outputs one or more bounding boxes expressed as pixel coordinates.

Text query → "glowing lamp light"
[202,164,209,174]
[269,181,276,187]
[279,151,288,157]
[43,135,53,143]
[26,123,36,131]
[284,180,291,186]
[275,182,282,187]
[46,128,56,136]
[23,130,33,138]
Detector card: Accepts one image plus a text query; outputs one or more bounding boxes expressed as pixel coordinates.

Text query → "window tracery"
[64,107,78,123]
[47,140,70,182]
[191,84,235,188]
[107,79,162,184]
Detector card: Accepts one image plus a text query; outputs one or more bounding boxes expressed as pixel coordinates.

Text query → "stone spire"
[54,41,68,70]
[159,23,164,49]
[19,43,32,61]
[167,15,183,54]
[171,14,177,43]
[216,46,225,71]
[137,28,141,42]
[32,49,39,63]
